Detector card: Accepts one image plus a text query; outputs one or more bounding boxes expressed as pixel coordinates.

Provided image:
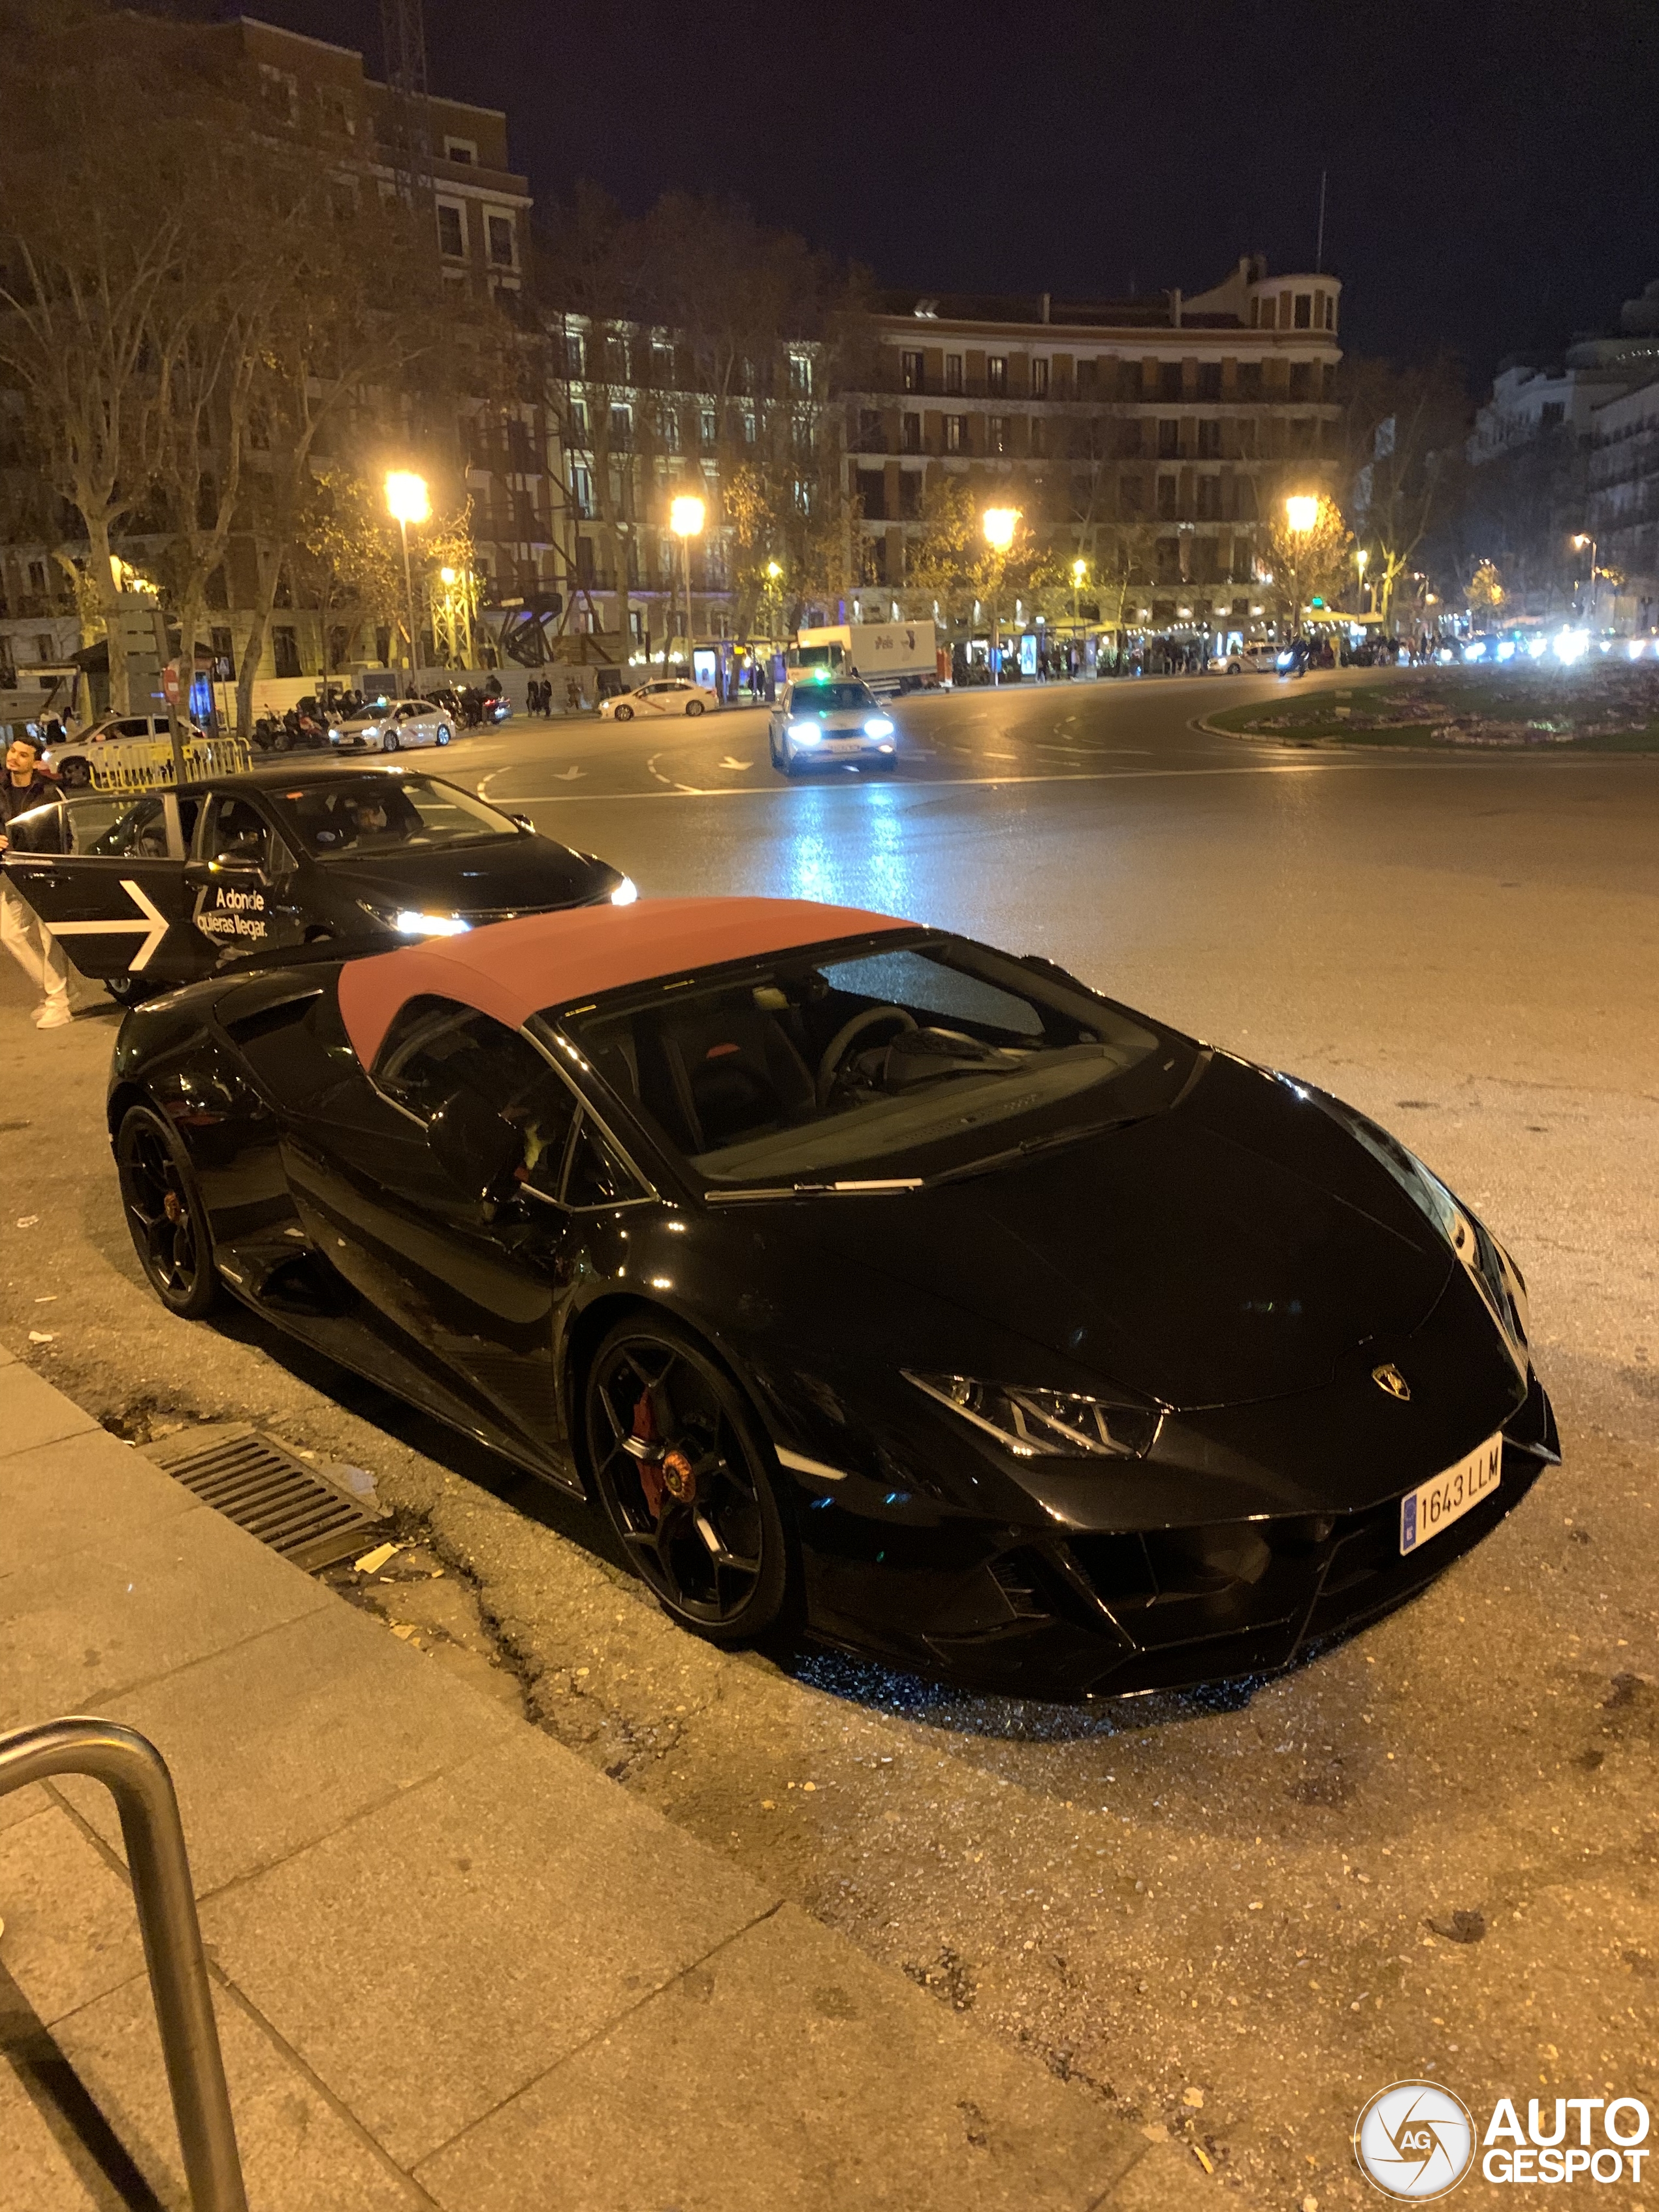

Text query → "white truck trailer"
[786,621,941,696]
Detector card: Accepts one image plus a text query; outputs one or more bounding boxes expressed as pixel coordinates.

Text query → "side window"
[88,795,169,858]
[564,1115,645,1210]
[202,795,273,867]
[373,996,581,1200]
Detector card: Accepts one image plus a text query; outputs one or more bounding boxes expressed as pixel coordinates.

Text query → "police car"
[0,766,636,1003]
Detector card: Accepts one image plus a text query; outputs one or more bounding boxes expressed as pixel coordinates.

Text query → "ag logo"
[1372,1363,1411,1401]
[1354,2081,1475,2199]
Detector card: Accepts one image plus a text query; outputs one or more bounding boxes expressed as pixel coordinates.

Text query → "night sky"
[224,0,1659,383]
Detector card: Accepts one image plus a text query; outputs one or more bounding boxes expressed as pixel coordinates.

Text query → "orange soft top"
[335,895,914,1068]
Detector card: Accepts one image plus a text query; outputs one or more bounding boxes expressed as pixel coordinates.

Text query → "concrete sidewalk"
[0,1346,1214,2212]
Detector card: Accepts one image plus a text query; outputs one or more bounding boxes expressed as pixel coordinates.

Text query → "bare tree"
[1337,355,1468,628]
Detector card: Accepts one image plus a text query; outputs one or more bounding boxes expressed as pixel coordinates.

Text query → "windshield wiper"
[920,1112,1155,1189]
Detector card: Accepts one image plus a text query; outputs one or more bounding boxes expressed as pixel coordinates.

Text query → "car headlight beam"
[905,1371,1159,1459]
[610,875,639,905]
[786,720,822,744]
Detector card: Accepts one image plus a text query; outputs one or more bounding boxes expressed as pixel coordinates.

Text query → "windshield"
[273,775,522,859]
[553,932,1189,1191]
[788,682,877,714]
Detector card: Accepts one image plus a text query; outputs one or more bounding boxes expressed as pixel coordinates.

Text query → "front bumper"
[797,1370,1558,1701]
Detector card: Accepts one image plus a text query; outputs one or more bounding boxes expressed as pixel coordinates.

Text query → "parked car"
[105,895,1556,1697]
[767,677,896,775]
[1209,642,1280,675]
[599,679,718,722]
[44,713,211,788]
[329,697,455,754]
[1,766,634,1002]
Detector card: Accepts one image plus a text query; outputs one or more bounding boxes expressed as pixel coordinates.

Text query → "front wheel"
[685,699,705,717]
[435,724,451,746]
[115,1104,219,1319]
[613,703,634,722]
[584,1317,796,1646]
[59,757,92,789]
[381,729,399,752]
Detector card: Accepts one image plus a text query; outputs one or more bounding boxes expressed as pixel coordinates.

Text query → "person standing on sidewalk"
[0,735,73,1028]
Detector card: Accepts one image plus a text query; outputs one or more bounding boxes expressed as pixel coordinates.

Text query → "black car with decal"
[0,767,636,1001]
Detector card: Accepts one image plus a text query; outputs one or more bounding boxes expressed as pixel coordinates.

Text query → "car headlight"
[358,901,471,937]
[864,716,894,738]
[905,1372,1159,1459]
[787,720,822,743]
[610,875,638,905]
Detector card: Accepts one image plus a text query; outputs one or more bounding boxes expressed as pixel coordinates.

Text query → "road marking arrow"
[718,756,752,771]
[553,765,586,780]
[42,878,172,972]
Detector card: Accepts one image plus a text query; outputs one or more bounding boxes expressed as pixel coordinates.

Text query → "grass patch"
[1207,664,1659,750]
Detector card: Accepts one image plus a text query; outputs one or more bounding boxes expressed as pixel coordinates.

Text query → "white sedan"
[1209,643,1280,675]
[600,679,719,722]
[329,698,455,754]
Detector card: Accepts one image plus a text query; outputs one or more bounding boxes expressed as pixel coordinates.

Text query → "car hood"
[321,837,617,914]
[783,1055,1453,1409]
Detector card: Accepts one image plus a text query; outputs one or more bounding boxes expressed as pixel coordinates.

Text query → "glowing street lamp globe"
[385,471,430,527]
[1284,494,1319,534]
[669,494,706,539]
[1071,557,1087,585]
[982,505,1019,552]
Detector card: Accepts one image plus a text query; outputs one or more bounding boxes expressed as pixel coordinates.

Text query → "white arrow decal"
[42,878,173,972]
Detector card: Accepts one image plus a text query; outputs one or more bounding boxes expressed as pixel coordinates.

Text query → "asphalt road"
[4,671,1655,2210]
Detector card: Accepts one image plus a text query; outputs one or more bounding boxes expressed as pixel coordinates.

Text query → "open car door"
[0,790,215,985]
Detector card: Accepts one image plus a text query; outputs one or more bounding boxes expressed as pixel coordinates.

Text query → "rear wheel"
[105,974,158,1008]
[115,1105,219,1318]
[685,699,705,717]
[59,757,92,789]
[584,1317,795,1646]
[435,724,451,746]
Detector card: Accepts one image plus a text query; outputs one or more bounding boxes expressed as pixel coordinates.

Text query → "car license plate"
[1399,1432,1502,1554]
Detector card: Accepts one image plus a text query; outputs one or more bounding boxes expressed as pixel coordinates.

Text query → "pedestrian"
[0,735,73,1029]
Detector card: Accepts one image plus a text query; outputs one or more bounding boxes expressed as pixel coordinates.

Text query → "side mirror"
[428,1090,524,1206]
[185,858,266,890]
[509,813,534,833]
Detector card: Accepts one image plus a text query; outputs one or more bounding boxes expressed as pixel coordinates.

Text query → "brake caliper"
[628,1390,697,1516]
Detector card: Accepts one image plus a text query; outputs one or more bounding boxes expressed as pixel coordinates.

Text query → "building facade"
[841,257,1343,641]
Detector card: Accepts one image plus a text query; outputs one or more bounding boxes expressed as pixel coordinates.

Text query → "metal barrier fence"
[87,737,255,793]
[0,1718,248,2212]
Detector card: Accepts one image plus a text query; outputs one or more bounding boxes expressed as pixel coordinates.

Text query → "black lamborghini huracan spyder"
[107,895,1558,1698]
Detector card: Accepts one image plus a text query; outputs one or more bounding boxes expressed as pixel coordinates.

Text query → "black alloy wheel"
[584,1317,794,1645]
[436,724,452,746]
[59,757,91,788]
[115,1104,219,1318]
[104,974,159,1008]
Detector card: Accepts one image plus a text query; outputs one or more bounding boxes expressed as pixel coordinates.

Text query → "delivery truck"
[786,621,941,696]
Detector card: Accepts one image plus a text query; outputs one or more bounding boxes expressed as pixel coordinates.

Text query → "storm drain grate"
[142,1424,383,1573]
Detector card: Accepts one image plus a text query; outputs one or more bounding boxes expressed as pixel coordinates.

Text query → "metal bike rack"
[0,1717,248,2212]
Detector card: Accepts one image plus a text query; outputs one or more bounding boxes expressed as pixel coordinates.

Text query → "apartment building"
[843,256,1342,635]
[1589,376,1659,630]
[0,16,557,703]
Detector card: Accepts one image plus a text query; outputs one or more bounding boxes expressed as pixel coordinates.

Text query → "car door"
[187,791,312,960]
[282,995,598,1457]
[0,790,212,983]
[396,701,434,748]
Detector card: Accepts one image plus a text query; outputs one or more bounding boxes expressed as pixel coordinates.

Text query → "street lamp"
[669,493,705,675]
[385,471,430,682]
[982,505,1019,684]
[1571,533,1598,628]
[1284,494,1317,639]
[1355,544,1370,615]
